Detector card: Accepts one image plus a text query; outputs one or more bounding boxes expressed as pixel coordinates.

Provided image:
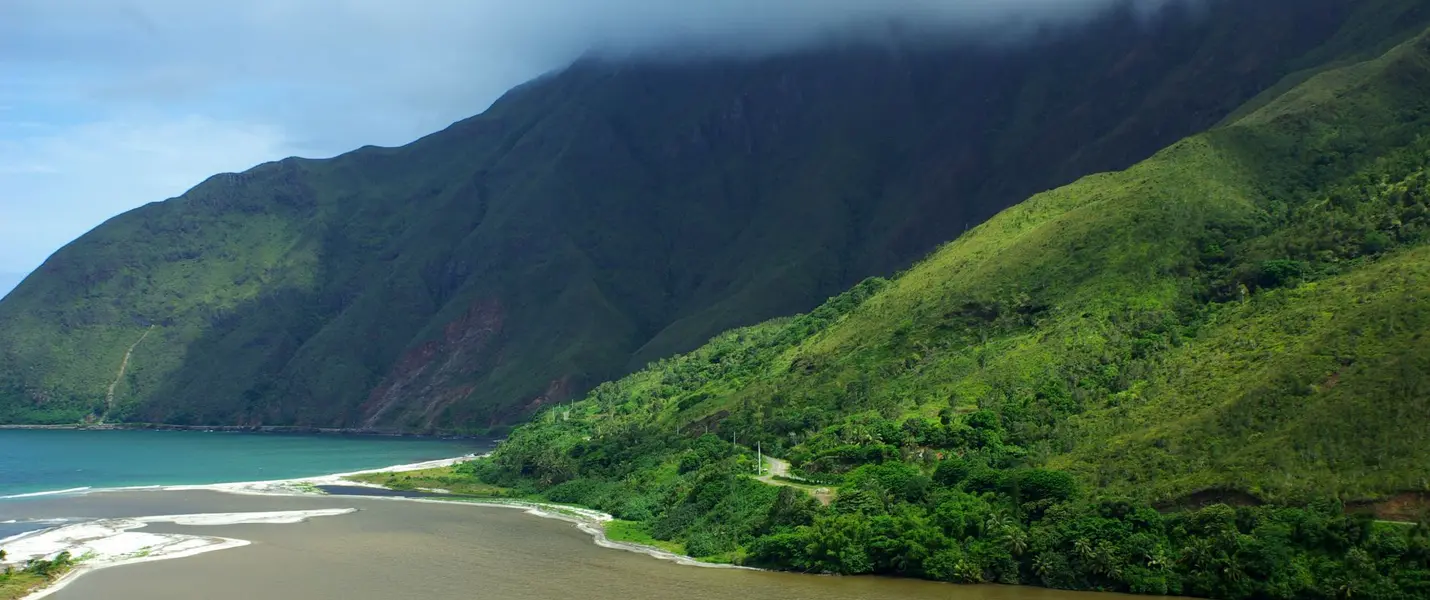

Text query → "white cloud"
[0,116,292,272]
[4,1,1174,143]
[0,0,1176,276]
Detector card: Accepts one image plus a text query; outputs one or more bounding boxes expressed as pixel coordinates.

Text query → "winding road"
[756,457,835,506]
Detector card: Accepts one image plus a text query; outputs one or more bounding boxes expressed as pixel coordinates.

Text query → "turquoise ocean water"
[0,429,491,498]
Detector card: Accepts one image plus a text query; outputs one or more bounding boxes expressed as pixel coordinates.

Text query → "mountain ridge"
[460,22,1430,597]
[0,0,1422,432]
[0,274,22,301]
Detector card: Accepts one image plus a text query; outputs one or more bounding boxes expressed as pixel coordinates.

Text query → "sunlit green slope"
[493,17,1430,512]
[3,0,1397,431]
[465,23,1430,598]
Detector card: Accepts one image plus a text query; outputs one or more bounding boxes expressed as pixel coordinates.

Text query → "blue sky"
[0,0,1162,297]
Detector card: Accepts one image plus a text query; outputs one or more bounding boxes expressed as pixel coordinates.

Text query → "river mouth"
[0,455,1175,600]
[3,489,1171,600]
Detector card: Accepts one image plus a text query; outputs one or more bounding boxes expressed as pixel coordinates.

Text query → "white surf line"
[154,454,485,496]
[0,488,92,500]
[170,453,751,570]
[6,454,741,574]
[248,454,752,570]
[0,454,484,500]
[2,509,356,600]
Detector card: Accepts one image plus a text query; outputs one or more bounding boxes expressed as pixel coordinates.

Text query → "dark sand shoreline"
[2,488,1177,600]
[9,490,1160,600]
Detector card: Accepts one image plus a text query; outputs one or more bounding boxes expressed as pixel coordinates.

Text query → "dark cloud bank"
[0,0,1191,273]
[5,1,1187,138]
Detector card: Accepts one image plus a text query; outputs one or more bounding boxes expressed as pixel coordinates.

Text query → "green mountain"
[467,8,1430,599]
[0,275,21,301]
[2,0,1399,432]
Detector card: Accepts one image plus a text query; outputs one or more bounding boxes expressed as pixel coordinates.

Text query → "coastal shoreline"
[1,453,740,599]
[3,510,358,600]
[0,455,484,501]
[324,493,754,572]
[0,456,483,599]
[0,423,489,440]
[181,456,748,570]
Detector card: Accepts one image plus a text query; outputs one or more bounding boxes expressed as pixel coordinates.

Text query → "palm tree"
[1179,537,1216,571]
[1032,552,1057,581]
[983,512,1014,536]
[1339,579,1360,599]
[1222,554,1246,585]
[1093,540,1122,580]
[1145,547,1169,570]
[1001,527,1029,555]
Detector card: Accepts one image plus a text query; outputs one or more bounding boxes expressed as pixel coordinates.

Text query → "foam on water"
[0,446,741,598]
[3,509,357,600]
[0,488,92,500]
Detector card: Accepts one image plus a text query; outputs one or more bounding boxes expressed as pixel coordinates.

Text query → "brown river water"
[2,491,1168,600]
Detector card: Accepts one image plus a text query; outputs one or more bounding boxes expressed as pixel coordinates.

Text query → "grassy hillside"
[464,22,1430,599]
[1,0,1397,431]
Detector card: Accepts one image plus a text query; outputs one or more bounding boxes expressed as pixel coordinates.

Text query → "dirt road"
[755,457,834,505]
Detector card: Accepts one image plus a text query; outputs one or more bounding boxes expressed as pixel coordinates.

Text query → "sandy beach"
[0,457,480,599]
[7,489,1108,600]
[4,509,354,599]
[2,455,737,590]
[0,461,1147,600]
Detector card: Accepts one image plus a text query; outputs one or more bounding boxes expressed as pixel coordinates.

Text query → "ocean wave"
[154,454,484,496]
[0,453,483,501]
[0,487,91,500]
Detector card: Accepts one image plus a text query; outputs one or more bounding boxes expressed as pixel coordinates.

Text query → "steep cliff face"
[0,0,1416,432]
[477,25,1430,595]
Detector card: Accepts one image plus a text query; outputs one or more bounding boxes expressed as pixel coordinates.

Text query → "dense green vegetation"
[0,0,1412,432]
[0,1,1423,598]
[471,445,1430,598]
[0,550,76,600]
[453,21,1430,599]
[346,467,511,497]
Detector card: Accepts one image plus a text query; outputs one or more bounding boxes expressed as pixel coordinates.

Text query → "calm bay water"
[0,429,491,497]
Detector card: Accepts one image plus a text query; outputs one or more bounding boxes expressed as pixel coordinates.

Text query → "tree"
[1075,538,1097,562]
[984,512,1016,537]
[760,487,818,534]
[1002,526,1029,556]
[1010,469,1079,503]
[933,458,970,487]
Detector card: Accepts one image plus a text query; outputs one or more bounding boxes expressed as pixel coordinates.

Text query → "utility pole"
[730,430,738,550]
[757,441,762,476]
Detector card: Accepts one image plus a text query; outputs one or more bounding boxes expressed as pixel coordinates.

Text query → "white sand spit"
[155,454,482,496]
[0,455,485,501]
[0,509,356,600]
